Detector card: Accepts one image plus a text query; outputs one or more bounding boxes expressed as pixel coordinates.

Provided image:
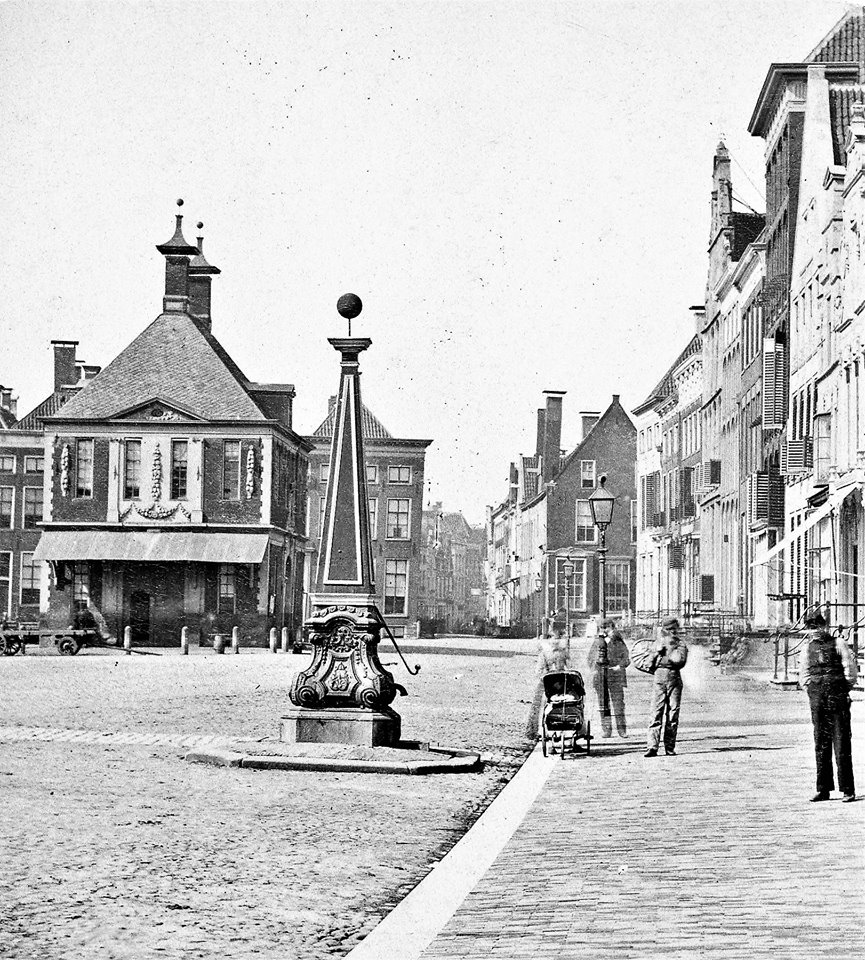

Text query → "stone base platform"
[280,706,400,747]
[186,739,481,775]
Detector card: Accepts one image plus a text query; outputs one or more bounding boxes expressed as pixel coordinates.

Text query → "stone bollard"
[231,626,240,654]
[180,626,189,656]
[280,626,290,654]
[269,627,278,653]
[123,625,132,655]
[213,634,226,654]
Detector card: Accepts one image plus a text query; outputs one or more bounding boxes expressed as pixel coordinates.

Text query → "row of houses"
[0,210,457,644]
[636,9,865,640]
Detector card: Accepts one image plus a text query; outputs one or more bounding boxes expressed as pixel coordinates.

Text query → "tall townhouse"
[0,343,100,621]
[305,399,430,640]
[748,9,865,625]
[700,144,766,618]
[33,211,311,645]
[749,11,865,627]
[487,392,636,636]
[634,318,703,618]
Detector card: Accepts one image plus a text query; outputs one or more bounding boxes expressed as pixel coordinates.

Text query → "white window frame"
[123,439,142,500]
[0,486,14,529]
[75,439,94,499]
[23,486,42,529]
[0,550,11,616]
[369,497,378,540]
[575,499,596,544]
[23,456,43,473]
[366,463,378,484]
[221,440,241,501]
[580,459,596,489]
[218,564,236,614]
[605,560,631,613]
[384,559,409,616]
[319,462,330,483]
[386,498,411,540]
[387,465,412,484]
[555,556,587,612]
[0,455,16,473]
[630,498,638,544]
[319,496,327,540]
[19,552,40,606]
[170,439,189,501]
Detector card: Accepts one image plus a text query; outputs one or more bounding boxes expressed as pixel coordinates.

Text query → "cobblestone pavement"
[418,651,865,960]
[0,639,537,960]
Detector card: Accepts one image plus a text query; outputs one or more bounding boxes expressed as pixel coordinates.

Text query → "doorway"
[129,590,150,645]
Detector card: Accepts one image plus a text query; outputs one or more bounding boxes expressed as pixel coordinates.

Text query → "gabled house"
[33,210,311,645]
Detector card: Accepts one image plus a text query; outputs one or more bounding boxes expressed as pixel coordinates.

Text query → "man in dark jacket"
[799,611,858,802]
[586,618,630,737]
[644,617,688,757]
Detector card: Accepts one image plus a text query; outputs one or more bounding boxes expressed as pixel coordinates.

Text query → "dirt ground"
[0,638,539,960]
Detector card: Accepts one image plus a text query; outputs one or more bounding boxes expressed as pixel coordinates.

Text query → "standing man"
[799,610,858,803]
[587,618,630,737]
[644,617,688,757]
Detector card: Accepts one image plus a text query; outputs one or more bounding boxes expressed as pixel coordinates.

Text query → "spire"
[156,200,198,314]
[188,221,221,331]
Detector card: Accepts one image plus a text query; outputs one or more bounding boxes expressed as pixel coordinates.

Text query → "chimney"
[187,222,221,331]
[689,304,706,334]
[155,199,199,314]
[579,410,601,440]
[51,340,79,390]
[535,408,546,461]
[0,386,16,418]
[508,462,519,504]
[81,364,101,380]
[541,391,565,482]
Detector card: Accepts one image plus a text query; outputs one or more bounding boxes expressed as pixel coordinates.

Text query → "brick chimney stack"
[0,386,16,418]
[188,222,221,331]
[156,199,199,314]
[535,408,546,461]
[541,391,566,482]
[51,340,79,390]
[579,410,601,440]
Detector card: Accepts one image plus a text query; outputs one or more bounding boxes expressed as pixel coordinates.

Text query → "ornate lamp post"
[562,556,575,640]
[285,294,403,746]
[588,475,616,621]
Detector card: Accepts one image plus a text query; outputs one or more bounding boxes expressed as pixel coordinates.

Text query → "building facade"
[305,399,431,640]
[33,213,311,645]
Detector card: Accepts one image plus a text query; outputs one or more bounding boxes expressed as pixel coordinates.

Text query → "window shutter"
[700,574,715,602]
[669,543,684,569]
[762,338,787,430]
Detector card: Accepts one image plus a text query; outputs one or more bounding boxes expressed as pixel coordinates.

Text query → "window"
[0,455,15,472]
[222,441,241,500]
[389,625,406,639]
[575,500,596,543]
[171,441,188,500]
[23,487,42,529]
[366,463,378,484]
[630,499,638,544]
[124,440,141,500]
[20,553,40,606]
[555,557,586,612]
[369,498,378,540]
[319,497,327,538]
[0,488,12,528]
[218,564,236,614]
[75,439,93,497]
[386,498,411,539]
[72,562,89,612]
[319,462,330,483]
[24,456,43,473]
[580,460,596,489]
[0,552,10,615]
[388,465,411,484]
[605,561,631,613]
[384,559,408,615]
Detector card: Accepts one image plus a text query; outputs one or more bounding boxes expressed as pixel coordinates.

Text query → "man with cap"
[586,617,631,737]
[799,610,858,802]
[644,616,689,757]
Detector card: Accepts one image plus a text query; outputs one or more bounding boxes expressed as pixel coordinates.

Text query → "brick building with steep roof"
[33,209,311,645]
[304,397,431,639]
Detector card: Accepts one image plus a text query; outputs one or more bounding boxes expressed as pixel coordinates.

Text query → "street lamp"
[562,556,575,639]
[588,475,617,621]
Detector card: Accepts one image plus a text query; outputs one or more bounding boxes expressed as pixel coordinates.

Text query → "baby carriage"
[539,671,592,757]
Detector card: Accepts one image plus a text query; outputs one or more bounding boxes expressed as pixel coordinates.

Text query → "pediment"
[109,397,206,422]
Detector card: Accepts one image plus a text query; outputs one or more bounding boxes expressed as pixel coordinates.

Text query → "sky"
[0,0,855,524]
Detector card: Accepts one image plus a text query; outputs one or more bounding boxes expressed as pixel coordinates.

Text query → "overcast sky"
[0,1,853,523]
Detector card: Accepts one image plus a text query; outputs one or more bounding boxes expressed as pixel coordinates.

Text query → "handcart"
[0,619,112,656]
[539,670,591,758]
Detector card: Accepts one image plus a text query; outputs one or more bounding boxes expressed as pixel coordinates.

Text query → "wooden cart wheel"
[58,636,80,656]
[0,636,10,656]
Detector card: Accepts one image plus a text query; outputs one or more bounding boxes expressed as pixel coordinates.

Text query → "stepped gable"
[56,312,266,422]
[313,402,392,440]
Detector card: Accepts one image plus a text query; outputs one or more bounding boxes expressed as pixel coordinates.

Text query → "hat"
[661,617,680,631]
[600,618,616,629]
[803,611,826,628]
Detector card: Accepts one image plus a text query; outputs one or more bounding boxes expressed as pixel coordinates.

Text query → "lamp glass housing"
[588,481,616,528]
